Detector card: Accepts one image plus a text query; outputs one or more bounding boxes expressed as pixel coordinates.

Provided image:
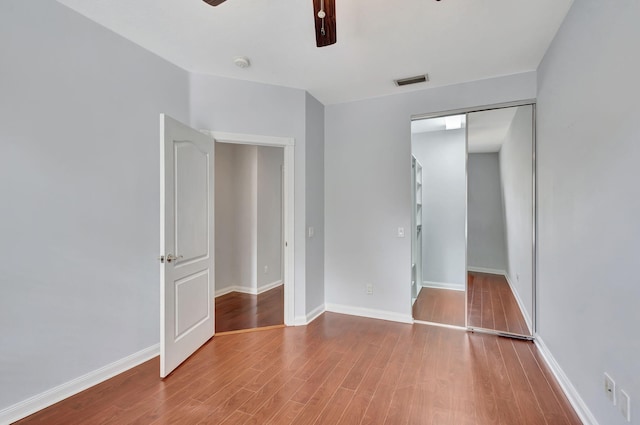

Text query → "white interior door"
[160,114,215,378]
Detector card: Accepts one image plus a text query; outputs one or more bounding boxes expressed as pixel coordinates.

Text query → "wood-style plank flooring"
[412,287,466,327]
[16,313,580,425]
[467,272,531,336]
[215,285,284,333]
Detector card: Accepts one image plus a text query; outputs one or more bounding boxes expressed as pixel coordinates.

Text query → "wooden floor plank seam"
[14,312,581,425]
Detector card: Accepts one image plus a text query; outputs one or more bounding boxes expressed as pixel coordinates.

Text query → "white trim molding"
[534,336,599,425]
[258,280,283,294]
[200,130,296,327]
[503,273,533,334]
[413,320,467,331]
[203,131,295,147]
[215,281,283,298]
[422,281,465,291]
[0,344,159,425]
[294,304,325,326]
[467,266,506,275]
[325,303,413,324]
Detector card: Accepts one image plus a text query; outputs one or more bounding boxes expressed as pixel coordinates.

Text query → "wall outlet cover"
[620,389,631,422]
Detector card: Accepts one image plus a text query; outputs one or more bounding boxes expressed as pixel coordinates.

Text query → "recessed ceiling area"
[411,106,519,153]
[411,115,466,134]
[55,0,573,105]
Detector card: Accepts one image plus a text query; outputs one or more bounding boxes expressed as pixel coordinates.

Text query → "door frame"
[202,130,295,326]
[410,99,537,338]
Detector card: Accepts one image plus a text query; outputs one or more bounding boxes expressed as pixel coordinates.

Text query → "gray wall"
[325,72,537,318]
[1,0,325,415]
[467,153,507,272]
[412,129,467,289]
[537,1,640,424]
[214,143,260,293]
[305,93,325,315]
[499,105,533,323]
[233,145,258,291]
[0,0,190,410]
[257,146,284,288]
[214,142,239,293]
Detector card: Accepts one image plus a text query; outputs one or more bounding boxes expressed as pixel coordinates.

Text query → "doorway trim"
[201,130,295,326]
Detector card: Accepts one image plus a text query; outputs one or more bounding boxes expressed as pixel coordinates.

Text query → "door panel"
[175,142,210,261]
[160,114,215,378]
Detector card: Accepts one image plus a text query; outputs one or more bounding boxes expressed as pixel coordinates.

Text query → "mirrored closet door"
[466,105,534,337]
[411,114,467,327]
[411,104,535,338]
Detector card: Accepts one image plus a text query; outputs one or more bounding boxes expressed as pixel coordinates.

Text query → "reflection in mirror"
[466,105,534,336]
[411,114,467,327]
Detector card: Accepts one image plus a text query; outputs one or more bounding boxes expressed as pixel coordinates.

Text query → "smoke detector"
[233,56,251,68]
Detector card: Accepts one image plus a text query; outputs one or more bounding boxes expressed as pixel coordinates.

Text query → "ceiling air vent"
[394,74,429,87]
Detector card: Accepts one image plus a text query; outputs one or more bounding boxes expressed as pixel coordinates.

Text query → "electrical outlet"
[264,265,268,274]
[604,373,616,404]
[620,389,631,422]
[366,284,373,295]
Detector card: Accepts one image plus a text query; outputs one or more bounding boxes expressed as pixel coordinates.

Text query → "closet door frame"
[411,99,537,339]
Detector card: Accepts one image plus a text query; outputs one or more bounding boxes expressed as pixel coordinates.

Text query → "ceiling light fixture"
[233,56,250,68]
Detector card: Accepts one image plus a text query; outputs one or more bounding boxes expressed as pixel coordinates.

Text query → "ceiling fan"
[202,0,337,48]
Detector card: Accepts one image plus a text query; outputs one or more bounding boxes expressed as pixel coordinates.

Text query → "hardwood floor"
[215,285,284,333]
[413,287,466,327]
[16,313,580,425]
[467,272,531,336]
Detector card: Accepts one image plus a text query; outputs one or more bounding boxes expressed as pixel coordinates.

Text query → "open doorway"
[214,142,284,333]
[160,119,295,376]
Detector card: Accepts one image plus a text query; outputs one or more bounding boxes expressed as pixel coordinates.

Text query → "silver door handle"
[159,254,183,263]
[166,254,183,263]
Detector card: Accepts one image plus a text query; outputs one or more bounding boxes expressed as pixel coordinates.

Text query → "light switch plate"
[397,227,405,238]
[604,373,616,404]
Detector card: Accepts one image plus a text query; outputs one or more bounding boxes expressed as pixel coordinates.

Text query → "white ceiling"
[55,0,573,105]
[467,107,518,153]
[411,106,519,153]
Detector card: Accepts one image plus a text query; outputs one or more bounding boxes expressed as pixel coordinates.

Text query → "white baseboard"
[294,304,325,326]
[467,266,506,275]
[257,280,283,294]
[0,344,159,425]
[215,286,238,297]
[325,303,413,324]
[534,335,599,425]
[411,285,422,306]
[215,280,283,298]
[422,281,465,291]
[503,273,533,334]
